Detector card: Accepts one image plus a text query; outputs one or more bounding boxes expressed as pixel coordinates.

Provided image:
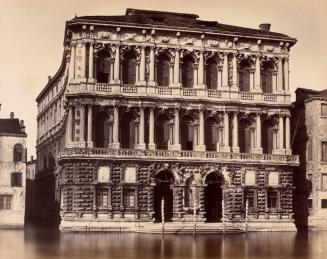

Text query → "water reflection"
[0,228,323,259]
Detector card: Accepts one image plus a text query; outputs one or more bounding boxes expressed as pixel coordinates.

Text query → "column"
[137,107,146,149]
[114,44,120,82]
[149,46,155,85]
[87,105,93,147]
[285,115,291,154]
[88,42,94,82]
[217,68,222,89]
[193,65,198,87]
[231,53,238,90]
[222,112,231,152]
[253,113,262,154]
[79,105,85,146]
[171,109,181,150]
[278,115,285,154]
[198,51,204,86]
[284,58,289,92]
[249,69,254,92]
[139,46,146,83]
[232,112,239,153]
[255,55,261,92]
[81,43,86,79]
[222,52,229,89]
[278,57,283,92]
[169,65,174,86]
[69,43,76,80]
[148,108,156,150]
[195,110,205,151]
[66,106,73,146]
[173,49,180,85]
[112,106,120,149]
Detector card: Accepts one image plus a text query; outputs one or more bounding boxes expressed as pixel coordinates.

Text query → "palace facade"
[35,9,299,231]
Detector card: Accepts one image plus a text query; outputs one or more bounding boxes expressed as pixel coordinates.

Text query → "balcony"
[58,148,299,166]
[67,82,291,104]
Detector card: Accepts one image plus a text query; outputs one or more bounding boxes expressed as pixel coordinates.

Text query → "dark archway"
[238,59,251,92]
[96,49,111,83]
[205,117,219,151]
[153,170,174,222]
[181,55,194,88]
[205,172,223,222]
[94,111,110,148]
[206,57,218,89]
[239,118,252,153]
[180,115,194,151]
[155,114,170,150]
[157,53,170,86]
[261,61,275,93]
[122,50,137,84]
[120,112,136,149]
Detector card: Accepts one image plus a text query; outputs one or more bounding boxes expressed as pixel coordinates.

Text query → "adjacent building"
[292,88,327,230]
[25,156,36,222]
[36,9,299,232]
[0,111,27,228]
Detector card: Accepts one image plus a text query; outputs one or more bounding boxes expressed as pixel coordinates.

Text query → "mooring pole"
[193,199,197,236]
[222,194,226,235]
[245,198,249,234]
[161,197,165,235]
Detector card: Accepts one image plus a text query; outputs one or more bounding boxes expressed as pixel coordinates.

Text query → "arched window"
[157,53,170,86]
[180,115,194,150]
[238,119,252,153]
[206,57,218,89]
[94,111,111,148]
[262,120,274,154]
[155,114,170,150]
[181,55,194,88]
[205,117,221,151]
[13,144,24,162]
[122,50,137,84]
[238,60,251,92]
[261,61,275,93]
[120,112,136,149]
[96,50,111,83]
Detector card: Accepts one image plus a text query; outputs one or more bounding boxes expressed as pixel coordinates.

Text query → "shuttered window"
[322,142,327,162]
[11,172,22,187]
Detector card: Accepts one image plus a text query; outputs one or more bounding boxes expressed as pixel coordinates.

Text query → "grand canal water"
[0,228,326,259]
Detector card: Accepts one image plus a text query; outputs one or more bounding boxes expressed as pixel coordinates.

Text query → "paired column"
[79,106,85,145]
[278,57,283,92]
[87,105,93,147]
[278,115,285,154]
[88,42,94,82]
[171,109,181,150]
[198,51,204,87]
[81,43,86,79]
[149,47,155,85]
[136,107,146,149]
[231,53,238,90]
[112,106,120,149]
[114,44,120,83]
[283,58,289,92]
[254,55,261,92]
[195,110,205,151]
[285,115,291,154]
[173,49,180,85]
[148,108,156,150]
[139,46,146,84]
[222,52,229,89]
[66,106,73,146]
[232,112,239,153]
[69,43,76,80]
[253,113,262,154]
[221,112,231,152]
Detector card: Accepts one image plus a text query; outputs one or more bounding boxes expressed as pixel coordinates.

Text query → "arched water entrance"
[205,172,223,222]
[153,170,174,222]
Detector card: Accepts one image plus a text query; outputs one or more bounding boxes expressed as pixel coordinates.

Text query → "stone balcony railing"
[66,82,291,104]
[58,147,299,166]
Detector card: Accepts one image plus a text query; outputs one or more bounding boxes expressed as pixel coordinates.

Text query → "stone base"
[273,149,286,155]
[87,141,93,148]
[169,144,181,151]
[135,143,146,150]
[88,78,95,83]
[147,81,156,86]
[110,142,120,149]
[231,146,240,153]
[220,146,231,152]
[170,83,181,88]
[194,145,206,151]
[148,143,156,150]
[252,148,263,154]
[285,149,292,155]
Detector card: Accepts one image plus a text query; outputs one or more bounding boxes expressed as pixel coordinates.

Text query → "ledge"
[58,147,299,166]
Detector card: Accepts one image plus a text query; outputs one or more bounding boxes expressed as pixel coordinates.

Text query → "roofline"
[304,96,327,104]
[65,19,297,46]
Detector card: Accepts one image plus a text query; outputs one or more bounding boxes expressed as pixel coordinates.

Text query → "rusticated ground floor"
[58,159,296,232]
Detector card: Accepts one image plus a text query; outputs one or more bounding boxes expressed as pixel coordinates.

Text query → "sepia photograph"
[0,0,326,258]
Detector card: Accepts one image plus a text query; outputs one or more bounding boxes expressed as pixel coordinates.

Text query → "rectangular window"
[308,137,313,161]
[96,189,108,207]
[321,199,327,208]
[124,167,136,183]
[321,103,327,116]
[244,190,256,208]
[322,142,327,162]
[124,190,135,208]
[11,172,22,187]
[267,191,278,209]
[307,199,313,209]
[0,195,12,210]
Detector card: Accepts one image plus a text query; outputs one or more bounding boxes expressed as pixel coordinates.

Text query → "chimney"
[20,120,26,133]
[48,76,52,82]
[10,112,14,119]
[259,23,271,32]
[30,155,34,162]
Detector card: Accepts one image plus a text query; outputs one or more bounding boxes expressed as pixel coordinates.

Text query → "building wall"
[0,135,26,227]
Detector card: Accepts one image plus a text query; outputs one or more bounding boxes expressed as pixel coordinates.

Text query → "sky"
[0,0,326,157]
